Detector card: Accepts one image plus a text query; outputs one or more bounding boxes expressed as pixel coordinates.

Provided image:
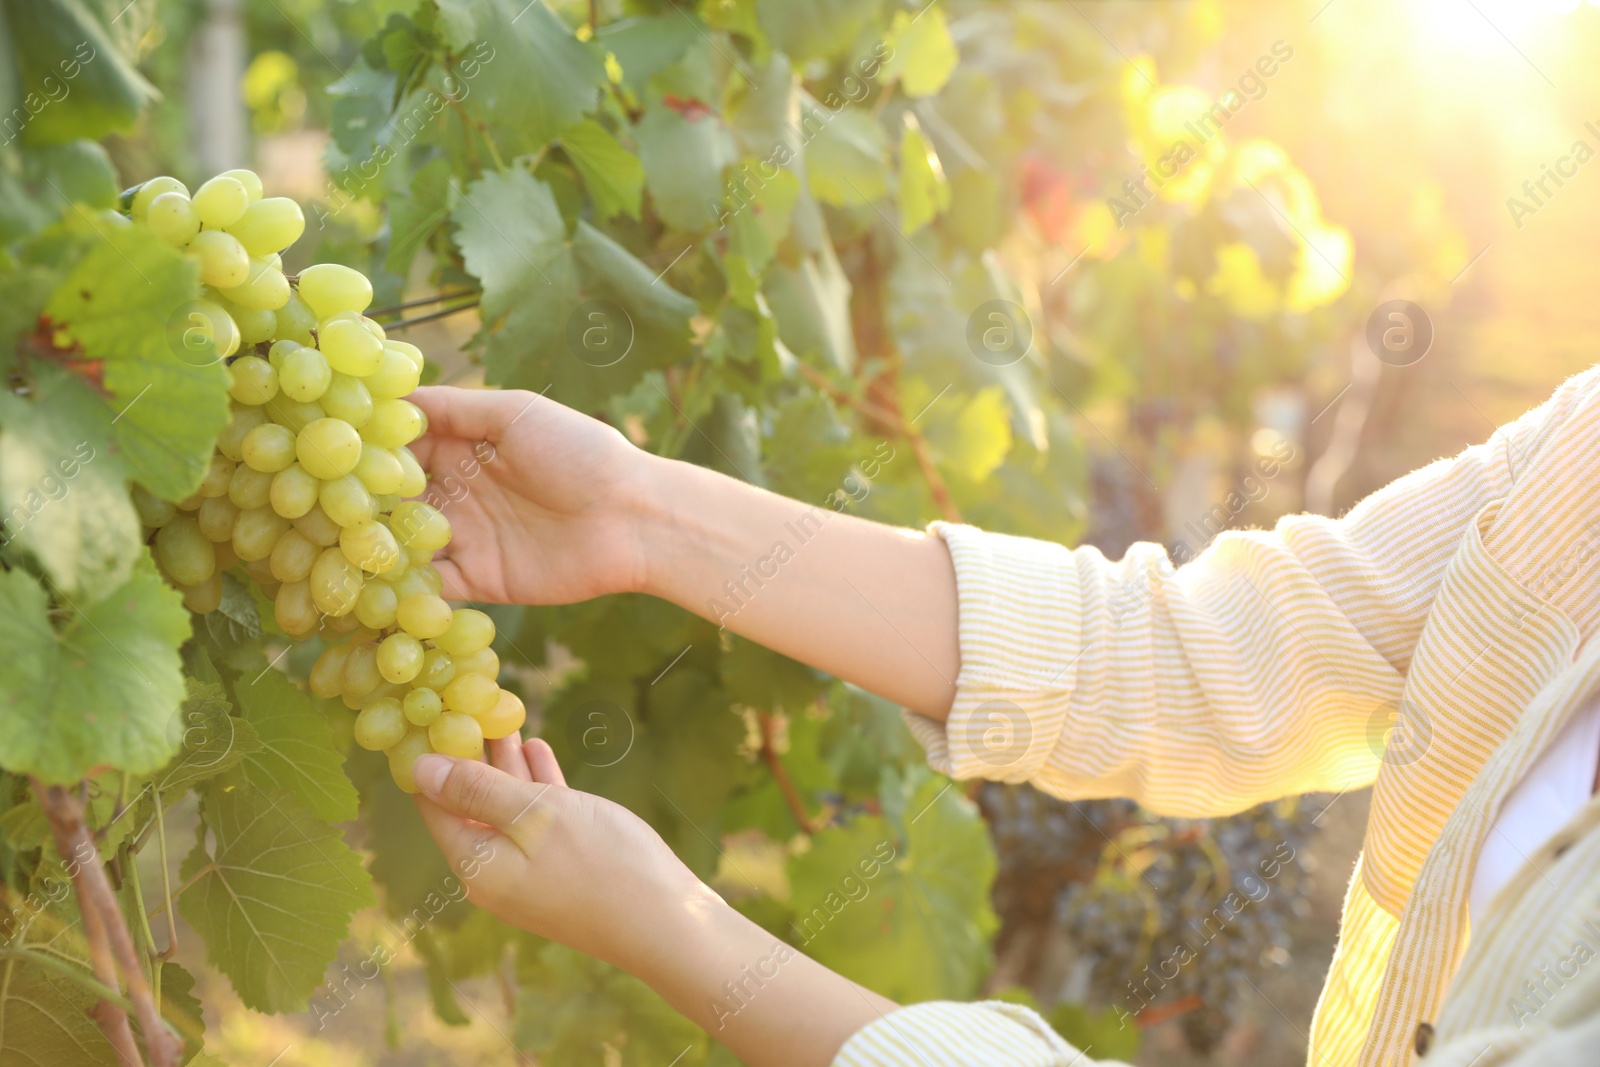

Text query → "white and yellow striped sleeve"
[906,367,1600,817]
[834,1001,1128,1067]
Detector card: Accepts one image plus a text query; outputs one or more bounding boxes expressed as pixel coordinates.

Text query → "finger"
[429,555,473,600]
[488,735,532,781]
[524,738,567,787]
[412,385,540,443]
[413,793,498,867]
[412,754,540,831]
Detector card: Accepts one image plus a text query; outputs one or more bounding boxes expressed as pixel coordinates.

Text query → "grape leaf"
[755,0,880,63]
[884,7,959,98]
[802,97,891,207]
[594,14,699,95]
[0,941,118,1066]
[0,365,143,602]
[634,101,736,232]
[2,0,156,146]
[559,120,644,222]
[0,558,189,783]
[898,119,950,235]
[471,0,605,154]
[920,384,1013,482]
[786,772,997,1003]
[153,680,261,800]
[181,786,374,1013]
[41,218,230,500]
[232,668,358,822]
[764,241,857,373]
[453,167,574,338]
[571,221,696,366]
[386,156,454,277]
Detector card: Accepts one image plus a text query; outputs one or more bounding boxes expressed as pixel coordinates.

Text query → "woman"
[404,369,1600,1067]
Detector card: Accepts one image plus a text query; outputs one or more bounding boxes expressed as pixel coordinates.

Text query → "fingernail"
[413,754,451,796]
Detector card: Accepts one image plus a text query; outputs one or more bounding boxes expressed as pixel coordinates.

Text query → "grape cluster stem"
[756,710,817,835]
[35,780,181,1067]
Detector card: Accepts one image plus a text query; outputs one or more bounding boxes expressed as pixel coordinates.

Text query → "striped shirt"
[835,366,1600,1066]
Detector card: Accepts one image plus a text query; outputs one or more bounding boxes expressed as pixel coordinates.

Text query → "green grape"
[311,546,363,616]
[452,646,499,678]
[396,593,452,639]
[477,689,526,740]
[188,230,250,288]
[275,579,319,636]
[429,711,484,759]
[320,373,373,427]
[355,698,408,751]
[373,493,400,514]
[267,338,302,369]
[269,462,320,519]
[362,399,424,449]
[130,176,188,221]
[389,501,452,552]
[225,196,305,257]
[228,355,278,406]
[241,555,275,586]
[364,345,422,400]
[359,314,387,341]
[217,168,263,201]
[354,580,398,629]
[146,191,199,246]
[269,528,319,583]
[388,568,433,601]
[229,301,277,345]
[214,539,238,571]
[155,518,215,587]
[319,318,383,376]
[198,454,235,498]
[377,633,424,684]
[266,396,326,434]
[274,292,318,345]
[193,176,250,228]
[393,446,428,498]
[418,648,456,690]
[291,503,342,546]
[339,519,400,575]
[240,423,297,473]
[132,484,176,528]
[384,339,425,370]
[279,347,331,402]
[309,643,353,699]
[232,506,291,562]
[228,258,291,311]
[402,687,443,727]
[353,443,403,495]
[442,673,500,717]
[387,729,433,794]
[296,417,362,479]
[216,404,267,461]
[434,609,495,657]
[341,641,383,697]
[416,562,444,592]
[182,571,223,615]
[196,495,239,542]
[228,464,273,510]
[319,474,374,527]
[297,263,373,319]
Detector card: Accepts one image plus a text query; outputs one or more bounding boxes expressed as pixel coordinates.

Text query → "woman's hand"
[412,735,712,970]
[413,737,899,1067]
[408,386,653,605]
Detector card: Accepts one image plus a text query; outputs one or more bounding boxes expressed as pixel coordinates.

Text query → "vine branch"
[36,782,179,1067]
[756,711,817,835]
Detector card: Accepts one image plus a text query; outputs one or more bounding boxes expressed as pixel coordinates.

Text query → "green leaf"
[884,7,959,98]
[720,637,823,715]
[635,101,735,232]
[23,141,118,210]
[0,558,189,783]
[560,120,644,222]
[764,241,856,373]
[182,786,373,1013]
[801,98,891,207]
[42,218,230,501]
[0,366,140,602]
[471,0,605,154]
[594,14,699,96]
[1049,1002,1141,1061]
[232,668,358,823]
[786,772,997,1003]
[571,221,696,365]
[385,156,454,277]
[0,938,118,1065]
[453,167,573,333]
[755,0,881,63]
[433,0,478,50]
[1,0,156,145]
[153,680,261,800]
[920,384,1013,482]
[898,119,950,235]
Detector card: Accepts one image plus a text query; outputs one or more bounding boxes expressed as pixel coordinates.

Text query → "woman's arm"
[410,386,959,719]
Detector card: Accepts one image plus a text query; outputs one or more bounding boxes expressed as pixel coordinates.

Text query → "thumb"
[412,754,548,832]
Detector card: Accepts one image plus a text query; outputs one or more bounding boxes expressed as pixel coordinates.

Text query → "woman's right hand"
[408,386,656,606]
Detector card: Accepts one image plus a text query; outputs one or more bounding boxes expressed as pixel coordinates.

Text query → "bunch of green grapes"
[124,168,525,792]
